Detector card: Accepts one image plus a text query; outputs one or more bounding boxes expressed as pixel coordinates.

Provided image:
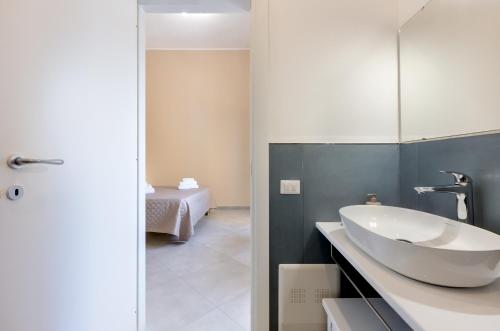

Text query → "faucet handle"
[440,171,472,186]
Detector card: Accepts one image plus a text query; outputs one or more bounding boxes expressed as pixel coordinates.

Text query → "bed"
[146,186,210,241]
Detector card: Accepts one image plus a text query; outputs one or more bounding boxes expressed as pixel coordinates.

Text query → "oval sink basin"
[340,205,500,287]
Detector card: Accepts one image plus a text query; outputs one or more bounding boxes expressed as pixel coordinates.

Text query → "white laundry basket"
[279,264,340,331]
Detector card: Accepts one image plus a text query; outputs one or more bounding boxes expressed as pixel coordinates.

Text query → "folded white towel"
[178,185,199,190]
[178,177,199,189]
[145,183,155,194]
[178,182,199,190]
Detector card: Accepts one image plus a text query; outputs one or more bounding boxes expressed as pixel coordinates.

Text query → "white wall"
[399,0,431,26]
[268,0,399,143]
[251,1,399,330]
[251,1,271,330]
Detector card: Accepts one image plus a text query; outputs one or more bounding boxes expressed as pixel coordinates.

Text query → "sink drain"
[396,238,413,244]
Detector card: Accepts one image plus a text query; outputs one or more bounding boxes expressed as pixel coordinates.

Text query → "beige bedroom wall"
[146,50,250,207]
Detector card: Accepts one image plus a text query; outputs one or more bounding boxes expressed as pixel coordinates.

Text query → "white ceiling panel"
[140,0,251,13]
[146,13,250,49]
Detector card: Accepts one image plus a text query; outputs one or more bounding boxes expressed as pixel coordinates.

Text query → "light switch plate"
[280,180,301,195]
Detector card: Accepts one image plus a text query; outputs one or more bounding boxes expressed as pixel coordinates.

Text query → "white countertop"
[316,222,500,331]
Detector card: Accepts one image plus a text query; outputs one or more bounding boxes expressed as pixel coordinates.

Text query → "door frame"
[137,4,147,331]
[136,4,258,331]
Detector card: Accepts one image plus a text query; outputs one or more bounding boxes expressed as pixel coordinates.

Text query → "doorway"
[138,4,252,331]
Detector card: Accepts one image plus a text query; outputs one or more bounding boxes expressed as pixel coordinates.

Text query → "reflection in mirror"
[399,0,500,142]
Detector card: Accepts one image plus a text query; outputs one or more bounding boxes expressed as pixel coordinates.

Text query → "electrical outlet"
[280,180,301,195]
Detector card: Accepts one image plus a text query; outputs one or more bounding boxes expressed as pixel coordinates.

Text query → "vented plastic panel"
[279,264,340,331]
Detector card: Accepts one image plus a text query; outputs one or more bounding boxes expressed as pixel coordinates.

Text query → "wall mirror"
[399,0,500,142]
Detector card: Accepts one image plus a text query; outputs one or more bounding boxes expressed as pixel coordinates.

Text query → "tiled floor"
[146,208,251,331]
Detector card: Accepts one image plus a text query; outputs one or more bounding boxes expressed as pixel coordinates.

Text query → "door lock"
[6,185,24,201]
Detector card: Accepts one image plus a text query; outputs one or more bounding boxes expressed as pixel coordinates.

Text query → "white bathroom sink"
[340,205,500,287]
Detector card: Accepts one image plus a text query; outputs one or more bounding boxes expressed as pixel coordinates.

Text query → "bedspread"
[146,187,210,241]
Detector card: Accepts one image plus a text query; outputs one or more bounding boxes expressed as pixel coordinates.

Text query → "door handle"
[7,155,64,169]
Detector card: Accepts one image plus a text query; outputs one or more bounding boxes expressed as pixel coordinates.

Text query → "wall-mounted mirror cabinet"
[399,0,500,142]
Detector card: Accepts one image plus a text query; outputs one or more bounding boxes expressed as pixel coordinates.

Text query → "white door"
[0,1,139,331]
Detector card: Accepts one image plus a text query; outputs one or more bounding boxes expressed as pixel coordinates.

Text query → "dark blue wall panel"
[302,144,400,263]
[400,133,500,234]
[269,134,500,330]
[269,143,400,331]
[269,144,304,331]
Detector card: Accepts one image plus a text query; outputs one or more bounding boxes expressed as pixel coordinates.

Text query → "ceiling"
[146,13,250,49]
[140,0,251,13]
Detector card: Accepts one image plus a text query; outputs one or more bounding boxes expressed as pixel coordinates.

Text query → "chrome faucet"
[414,171,474,225]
